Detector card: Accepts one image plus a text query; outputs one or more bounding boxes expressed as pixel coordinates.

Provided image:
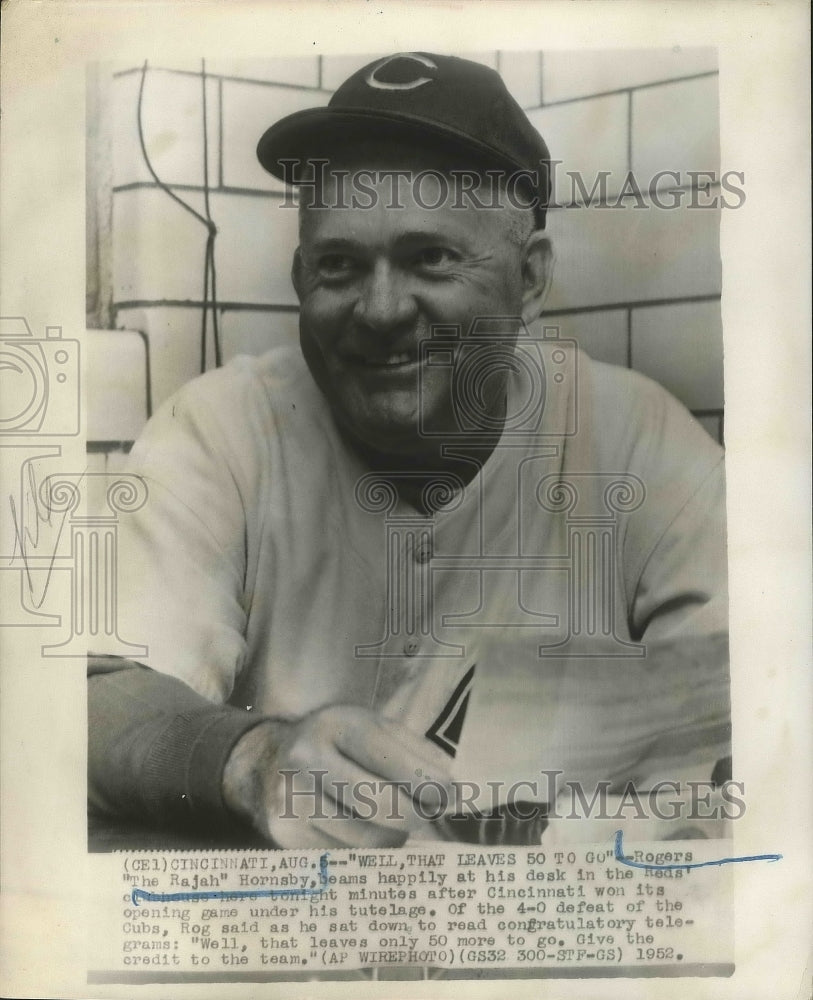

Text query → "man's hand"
[222,704,454,848]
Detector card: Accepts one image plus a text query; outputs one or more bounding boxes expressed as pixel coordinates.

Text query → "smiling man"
[291,141,551,488]
[88,53,730,850]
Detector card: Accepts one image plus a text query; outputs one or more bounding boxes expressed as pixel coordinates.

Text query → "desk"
[88,813,270,852]
[88,804,550,851]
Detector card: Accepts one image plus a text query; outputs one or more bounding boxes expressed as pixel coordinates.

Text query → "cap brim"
[256,106,529,181]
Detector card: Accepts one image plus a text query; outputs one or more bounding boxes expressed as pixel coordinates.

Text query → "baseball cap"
[256,52,552,227]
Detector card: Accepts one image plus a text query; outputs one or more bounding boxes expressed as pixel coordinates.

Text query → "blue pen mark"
[131,853,330,905]
[614,830,782,871]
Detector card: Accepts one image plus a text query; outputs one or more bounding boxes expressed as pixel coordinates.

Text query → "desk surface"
[88,814,271,852]
[88,805,550,852]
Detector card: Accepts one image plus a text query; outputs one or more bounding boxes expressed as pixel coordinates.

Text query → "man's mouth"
[344,350,420,370]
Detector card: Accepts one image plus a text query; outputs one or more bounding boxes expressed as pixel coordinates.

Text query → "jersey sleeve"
[87,656,266,833]
[631,454,728,642]
[619,382,730,784]
[108,367,257,703]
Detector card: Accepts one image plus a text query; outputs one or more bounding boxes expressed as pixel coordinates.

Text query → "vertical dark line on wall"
[495,51,502,75]
[317,55,323,89]
[217,77,224,188]
[132,327,154,419]
[626,90,633,173]
[626,309,633,369]
[538,51,544,105]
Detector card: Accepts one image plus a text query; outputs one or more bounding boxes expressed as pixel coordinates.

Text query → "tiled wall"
[87,48,724,468]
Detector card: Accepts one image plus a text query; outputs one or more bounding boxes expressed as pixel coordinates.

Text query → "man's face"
[293,154,529,460]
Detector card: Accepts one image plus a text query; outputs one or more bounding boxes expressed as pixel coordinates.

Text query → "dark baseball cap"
[256,52,552,227]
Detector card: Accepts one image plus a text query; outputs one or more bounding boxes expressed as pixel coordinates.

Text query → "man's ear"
[520,232,554,326]
[291,247,305,302]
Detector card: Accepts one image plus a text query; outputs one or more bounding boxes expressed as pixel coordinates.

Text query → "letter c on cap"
[365,53,437,91]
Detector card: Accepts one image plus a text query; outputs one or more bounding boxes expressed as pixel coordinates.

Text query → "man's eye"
[415,247,458,269]
[317,254,357,277]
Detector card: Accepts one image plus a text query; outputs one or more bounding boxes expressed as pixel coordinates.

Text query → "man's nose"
[353,261,416,333]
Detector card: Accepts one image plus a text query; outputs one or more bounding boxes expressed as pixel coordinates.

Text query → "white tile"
[320,53,382,91]
[84,451,113,519]
[458,51,498,70]
[545,310,628,367]
[632,76,720,189]
[112,59,210,76]
[221,80,329,191]
[209,192,301,305]
[114,306,209,410]
[630,300,724,411]
[105,449,133,474]
[86,329,149,441]
[542,47,718,104]
[84,448,132,496]
[527,95,628,203]
[110,71,149,186]
[84,451,107,475]
[112,70,219,188]
[544,200,721,311]
[205,57,320,87]
[498,51,542,108]
[113,188,209,302]
[113,187,301,308]
[220,310,301,362]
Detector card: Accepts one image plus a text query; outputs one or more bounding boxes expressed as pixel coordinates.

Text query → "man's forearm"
[221,718,290,833]
[88,656,267,831]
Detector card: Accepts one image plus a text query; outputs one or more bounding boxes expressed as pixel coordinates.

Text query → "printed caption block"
[88,840,734,981]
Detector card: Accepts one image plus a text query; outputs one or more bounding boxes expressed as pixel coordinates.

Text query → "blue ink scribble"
[131,853,330,905]
[614,830,782,871]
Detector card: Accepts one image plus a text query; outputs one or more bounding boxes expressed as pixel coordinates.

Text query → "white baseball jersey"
[110,343,729,800]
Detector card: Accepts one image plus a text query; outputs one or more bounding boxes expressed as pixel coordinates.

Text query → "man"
[88,53,729,850]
